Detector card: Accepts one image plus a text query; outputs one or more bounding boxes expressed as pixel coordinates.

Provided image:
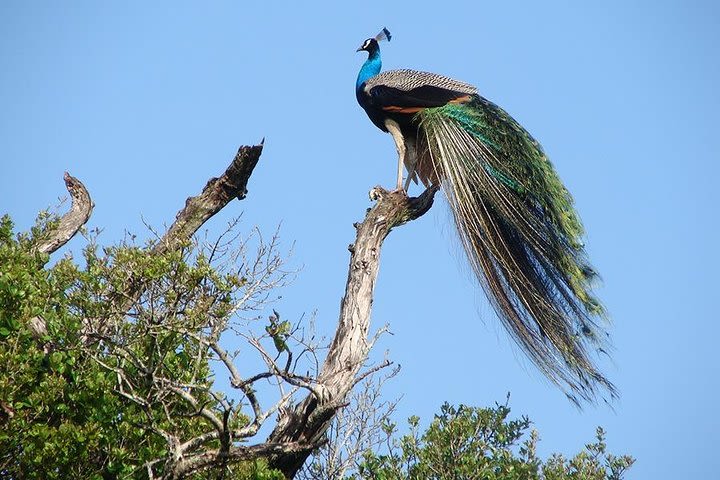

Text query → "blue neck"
[356,50,381,91]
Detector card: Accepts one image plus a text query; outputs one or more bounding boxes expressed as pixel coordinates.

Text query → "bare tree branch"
[266,185,439,477]
[153,143,264,256]
[36,172,94,254]
[165,385,224,433]
[108,143,264,322]
[55,140,438,479]
[167,441,313,480]
[297,369,400,480]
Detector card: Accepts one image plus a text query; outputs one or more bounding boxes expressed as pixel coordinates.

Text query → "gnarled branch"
[52,141,438,479]
[154,143,264,256]
[110,143,264,314]
[36,172,94,254]
[168,441,311,480]
[266,185,439,478]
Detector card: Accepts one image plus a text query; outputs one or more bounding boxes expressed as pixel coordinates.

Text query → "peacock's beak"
[356,45,364,52]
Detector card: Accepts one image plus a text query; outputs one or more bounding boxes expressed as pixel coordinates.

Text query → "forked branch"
[39,144,438,479]
[112,143,264,313]
[266,185,439,477]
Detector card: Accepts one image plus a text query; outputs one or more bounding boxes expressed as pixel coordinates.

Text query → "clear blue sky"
[2,2,718,478]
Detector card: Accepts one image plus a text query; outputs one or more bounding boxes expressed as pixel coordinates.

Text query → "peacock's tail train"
[415,97,615,403]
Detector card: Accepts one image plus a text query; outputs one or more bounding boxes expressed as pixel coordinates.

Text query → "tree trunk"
[267,186,439,478]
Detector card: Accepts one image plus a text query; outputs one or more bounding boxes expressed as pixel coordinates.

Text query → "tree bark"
[153,143,264,256]
[267,185,439,478]
[34,143,441,479]
[35,172,94,255]
[112,143,264,311]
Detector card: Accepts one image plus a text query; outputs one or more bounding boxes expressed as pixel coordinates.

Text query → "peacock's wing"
[365,69,478,113]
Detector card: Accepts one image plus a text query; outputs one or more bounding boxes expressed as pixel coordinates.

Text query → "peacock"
[355,28,615,403]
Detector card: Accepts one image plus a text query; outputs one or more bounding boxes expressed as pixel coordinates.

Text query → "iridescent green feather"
[416,99,614,403]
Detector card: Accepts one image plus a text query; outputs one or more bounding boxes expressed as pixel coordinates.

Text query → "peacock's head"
[356,27,391,56]
[356,38,379,55]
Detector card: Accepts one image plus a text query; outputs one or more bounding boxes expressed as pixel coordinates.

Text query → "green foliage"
[0,211,634,479]
[265,310,291,354]
[350,402,634,480]
[0,215,113,478]
[0,213,282,479]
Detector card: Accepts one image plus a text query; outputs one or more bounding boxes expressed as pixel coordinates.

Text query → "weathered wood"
[31,143,440,478]
[168,441,309,480]
[35,172,94,255]
[153,143,264,255]
[266,185,439,478]
[111,143,264,312]
[29,173,94,351]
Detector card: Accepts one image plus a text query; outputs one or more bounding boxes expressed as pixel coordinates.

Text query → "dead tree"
[36,142,438,479]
